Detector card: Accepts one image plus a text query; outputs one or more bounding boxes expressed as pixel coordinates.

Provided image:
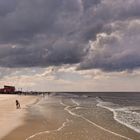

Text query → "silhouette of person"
[16,100,21,109]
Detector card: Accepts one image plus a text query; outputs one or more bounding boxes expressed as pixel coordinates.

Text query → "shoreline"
[2,96,64,140]
[0,94,39,140]
[1,95,140,140]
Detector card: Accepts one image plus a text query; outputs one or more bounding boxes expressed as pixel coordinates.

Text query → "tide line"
[71,99,80,106]
[25,119,70,140]
[61,99,134,140]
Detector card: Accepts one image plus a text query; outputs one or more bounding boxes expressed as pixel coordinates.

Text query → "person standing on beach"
[16,100,21,109]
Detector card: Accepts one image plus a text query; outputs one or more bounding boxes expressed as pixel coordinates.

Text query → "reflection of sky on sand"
[26,95,140,140]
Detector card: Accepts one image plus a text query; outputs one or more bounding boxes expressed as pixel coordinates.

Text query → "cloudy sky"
[0,0,140,91]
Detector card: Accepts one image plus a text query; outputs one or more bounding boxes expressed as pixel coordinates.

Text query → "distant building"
[0,88,4,93]
[0,85,15,93]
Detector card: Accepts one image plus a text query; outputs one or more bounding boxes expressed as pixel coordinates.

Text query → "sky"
[0,0,140,91]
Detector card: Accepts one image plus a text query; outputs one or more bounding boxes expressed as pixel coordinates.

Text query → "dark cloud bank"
[0,0,140,72]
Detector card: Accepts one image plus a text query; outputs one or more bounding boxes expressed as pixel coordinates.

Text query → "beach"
[0,94,38,140]
[1,93,140,140]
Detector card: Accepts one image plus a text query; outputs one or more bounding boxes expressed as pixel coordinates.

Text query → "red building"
[0,85,15,93]
[0,88,4,93]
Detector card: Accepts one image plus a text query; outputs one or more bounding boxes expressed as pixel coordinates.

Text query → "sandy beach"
[0,94,38,139]
[1,93,140,140]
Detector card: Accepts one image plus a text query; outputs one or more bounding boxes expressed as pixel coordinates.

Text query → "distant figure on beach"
[16,100,21,109]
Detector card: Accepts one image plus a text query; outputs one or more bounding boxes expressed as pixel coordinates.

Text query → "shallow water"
[25,93,140,140]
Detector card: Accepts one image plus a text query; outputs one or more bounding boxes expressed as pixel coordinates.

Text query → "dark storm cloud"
[78,20,140,71]
[0,0,140,72]
[0,0,17,17]
[0,0,96,67]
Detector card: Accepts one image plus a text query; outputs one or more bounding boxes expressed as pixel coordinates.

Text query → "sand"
[1,95,140,140]
[0,94,38,139]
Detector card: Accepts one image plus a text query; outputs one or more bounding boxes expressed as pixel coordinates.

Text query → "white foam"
[71,99,80,106]
[75,107,84,110]
[51,93,79,98]
[97,99,140,133]
[61,100,133,140]
[25,119,70,140]
[81,95,88,98]
[60,100,66,106]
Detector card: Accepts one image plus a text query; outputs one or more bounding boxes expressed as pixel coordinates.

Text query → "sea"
[26,92,140,140]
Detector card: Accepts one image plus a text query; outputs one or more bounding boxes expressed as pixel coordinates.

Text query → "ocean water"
[26,92,140,140]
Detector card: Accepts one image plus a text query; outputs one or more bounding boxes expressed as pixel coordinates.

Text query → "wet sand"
[2,96,140,140]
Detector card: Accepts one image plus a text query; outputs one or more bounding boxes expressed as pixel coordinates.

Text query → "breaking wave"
[96,97,140,133]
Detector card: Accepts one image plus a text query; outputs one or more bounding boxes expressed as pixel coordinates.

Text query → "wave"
[50,92,79,98]
[96,98,140,133]
[61,99,133,140]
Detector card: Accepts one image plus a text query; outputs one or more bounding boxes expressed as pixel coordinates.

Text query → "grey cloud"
[0,0,139,72]
[78,20,140,71]
[0,67,45,79]
[0,0,83,43]
[0,0,96,67]
[0,0,17,17]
